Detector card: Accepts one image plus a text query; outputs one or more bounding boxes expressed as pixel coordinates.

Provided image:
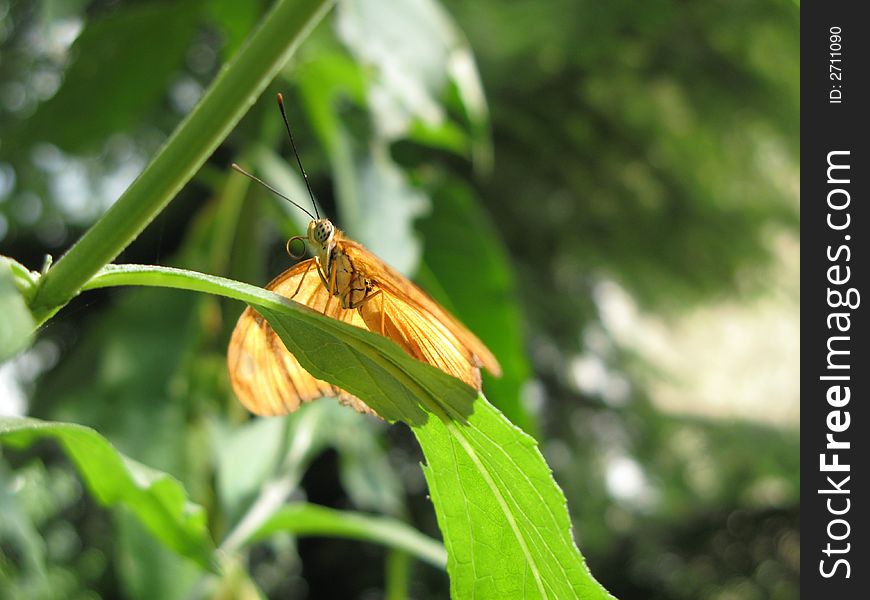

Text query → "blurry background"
[1,0,799,598]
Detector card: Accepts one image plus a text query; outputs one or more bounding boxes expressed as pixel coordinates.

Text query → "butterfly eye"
[314,221,333,243]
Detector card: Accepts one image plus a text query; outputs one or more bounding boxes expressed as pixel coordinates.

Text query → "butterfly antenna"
[277,93,320,219]
[230,163,316,220]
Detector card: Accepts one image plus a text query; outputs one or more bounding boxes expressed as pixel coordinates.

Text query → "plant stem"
[29,0,336,321]
[385,549,411,600]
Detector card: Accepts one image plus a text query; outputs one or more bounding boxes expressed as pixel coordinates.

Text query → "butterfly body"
[303,218,378,311]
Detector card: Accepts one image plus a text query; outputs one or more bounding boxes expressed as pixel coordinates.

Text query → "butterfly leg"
[353,289,385,335]
[289,261,313,300]
[315,257,329,289]
[323,263,338,315]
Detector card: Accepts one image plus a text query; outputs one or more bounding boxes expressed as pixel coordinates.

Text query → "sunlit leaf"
[417,399,611,599]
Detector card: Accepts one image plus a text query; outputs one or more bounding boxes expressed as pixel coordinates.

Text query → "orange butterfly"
[227,95,500,418]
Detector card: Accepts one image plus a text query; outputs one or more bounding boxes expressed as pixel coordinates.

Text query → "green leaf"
[0,257,37,362]
[81,263,613,598]
[13,2,202,154]
[406,118,469,154]
[250,502,447,569]
[0,417,215,571]
[416,397,612,599]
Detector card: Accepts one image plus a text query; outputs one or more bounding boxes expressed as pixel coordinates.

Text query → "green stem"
[29,0,336,321]
[385,549,411,600]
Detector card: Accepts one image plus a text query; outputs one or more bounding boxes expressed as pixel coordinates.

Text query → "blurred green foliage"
[1,0,797,598]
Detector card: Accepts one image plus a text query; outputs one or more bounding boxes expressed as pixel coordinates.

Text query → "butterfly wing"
[358,289,484,389]
[337,235,502,387]
[227,259,377,417]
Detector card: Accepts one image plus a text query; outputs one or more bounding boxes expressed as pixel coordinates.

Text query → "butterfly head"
[307,218,335,249]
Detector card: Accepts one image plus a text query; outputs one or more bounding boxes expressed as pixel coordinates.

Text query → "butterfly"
[227,94,500,418]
